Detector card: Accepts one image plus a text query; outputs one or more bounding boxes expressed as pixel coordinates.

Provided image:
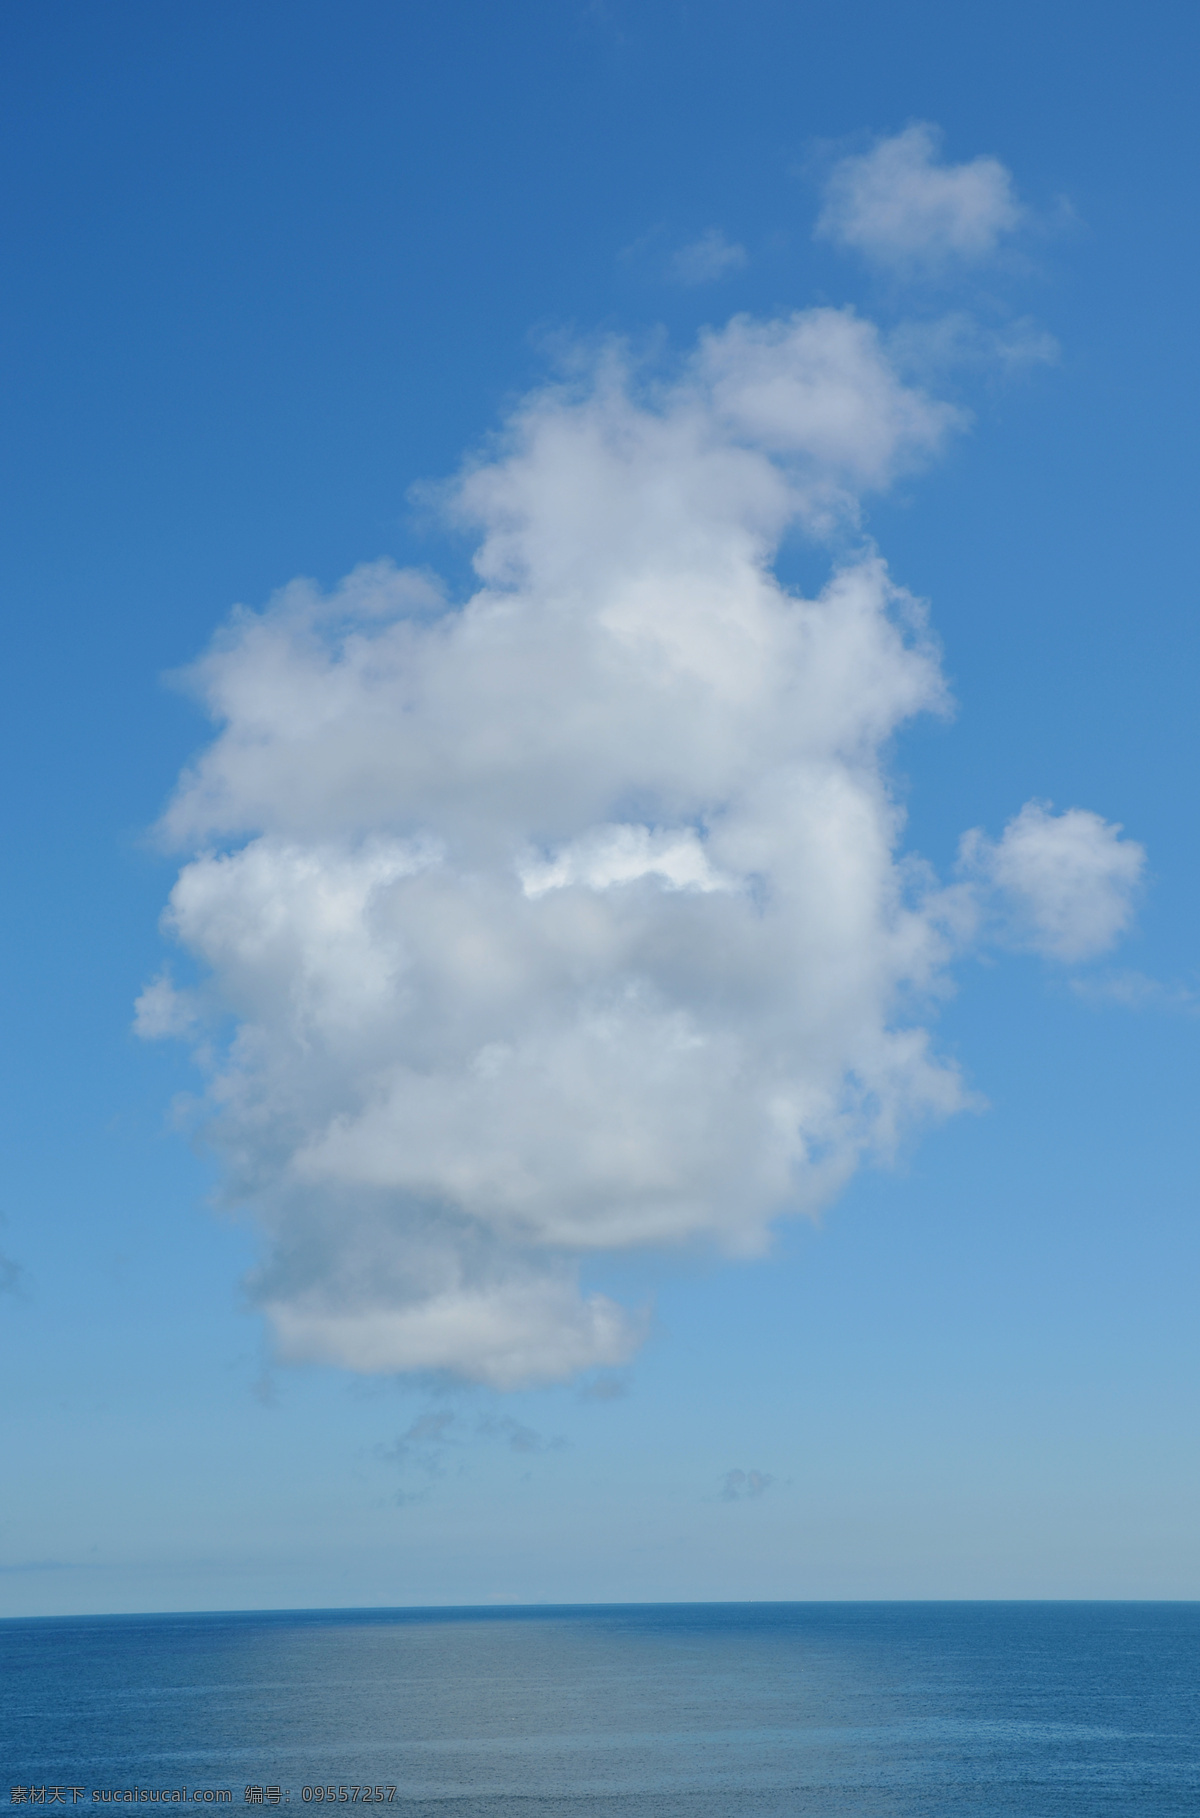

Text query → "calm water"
[2,1603,1198,1815]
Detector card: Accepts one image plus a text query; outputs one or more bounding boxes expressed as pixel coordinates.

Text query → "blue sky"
[2,0,1199,1615]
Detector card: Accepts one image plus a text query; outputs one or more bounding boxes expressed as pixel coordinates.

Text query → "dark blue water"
[2,1603,1197,1815]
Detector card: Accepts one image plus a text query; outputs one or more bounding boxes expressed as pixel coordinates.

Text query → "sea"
[2,1602,1197,1815]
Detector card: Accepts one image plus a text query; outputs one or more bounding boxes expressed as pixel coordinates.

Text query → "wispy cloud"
[669,228,747,285]
[719,1469,775,1501]
[1069,970,1197,1014]
[888,313,1059,384]
[380,1407,566,1502]
[477,1414,568,1454]
[384,1409,458,1471]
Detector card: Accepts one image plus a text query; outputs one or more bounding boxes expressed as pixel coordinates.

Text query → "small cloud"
[719,1468,775,1501]
[816,123,1022,271]
[960,802,1145,964]
[670,228,748,286]
[133,972,199,1041]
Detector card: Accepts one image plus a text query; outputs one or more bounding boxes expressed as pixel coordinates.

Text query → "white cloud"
[132,972,199,1040]
[142,307,1140,1389]
[519,824,733,898]
[817,124,1022,270]
[961,802,1145,962]
[670,228,747,285]
[693,311,961,512]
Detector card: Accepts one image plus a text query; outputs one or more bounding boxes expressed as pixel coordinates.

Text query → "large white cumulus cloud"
[141,304,1141,1388]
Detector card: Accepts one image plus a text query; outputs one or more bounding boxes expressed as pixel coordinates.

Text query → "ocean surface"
[2,1602,1198,1815]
